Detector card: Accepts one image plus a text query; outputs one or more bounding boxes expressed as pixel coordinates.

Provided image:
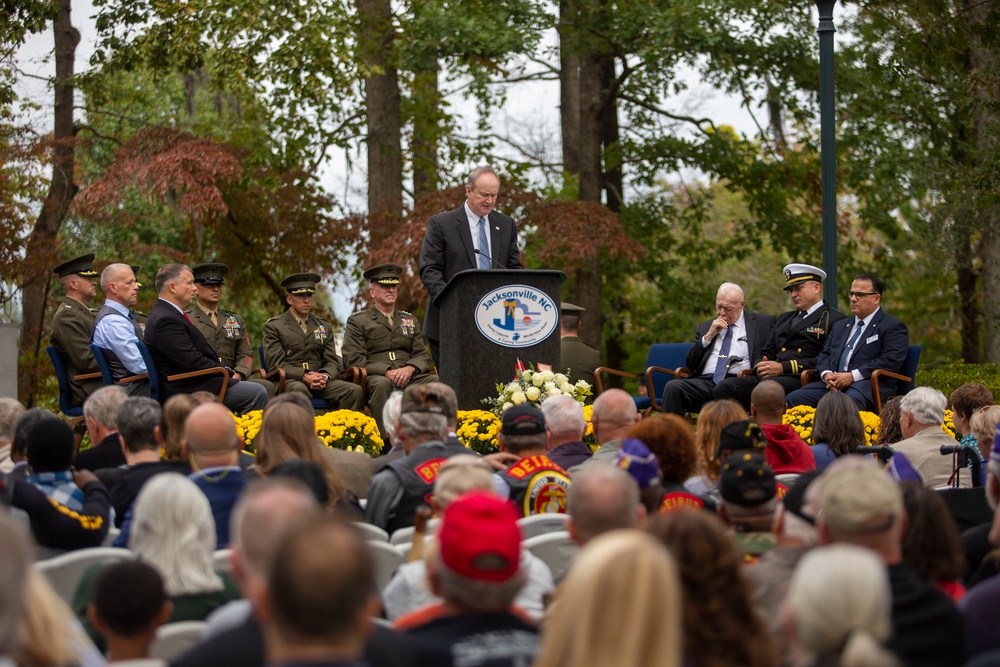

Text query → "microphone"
[725,355,743,369]
[474,249,509,270]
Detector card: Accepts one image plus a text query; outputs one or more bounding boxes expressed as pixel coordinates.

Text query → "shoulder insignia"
[413,457,447,484]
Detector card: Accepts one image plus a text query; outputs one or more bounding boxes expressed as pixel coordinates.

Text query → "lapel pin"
[494,226,499,231]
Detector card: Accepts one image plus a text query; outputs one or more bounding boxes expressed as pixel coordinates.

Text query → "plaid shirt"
[29,470,85,511]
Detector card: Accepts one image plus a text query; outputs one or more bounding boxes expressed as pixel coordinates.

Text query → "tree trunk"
[955,235,981,363]
[411,58,440,200]
[19,0,78,404]
[356,0,403,239]
[983,221,1000,363]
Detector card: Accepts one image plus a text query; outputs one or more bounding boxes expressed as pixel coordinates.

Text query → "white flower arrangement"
[485,367,593,416]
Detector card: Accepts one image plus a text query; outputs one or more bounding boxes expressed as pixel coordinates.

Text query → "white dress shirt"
[465,202,492,259]
[700,311,750,376]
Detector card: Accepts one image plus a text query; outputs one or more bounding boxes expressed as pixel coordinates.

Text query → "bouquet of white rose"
[485,367,593,416]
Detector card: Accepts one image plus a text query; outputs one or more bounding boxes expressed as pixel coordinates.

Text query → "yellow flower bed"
[233,409,383,457]
[456,405,598,455]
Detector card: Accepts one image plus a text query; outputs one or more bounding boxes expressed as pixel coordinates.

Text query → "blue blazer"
[814,308,909,403]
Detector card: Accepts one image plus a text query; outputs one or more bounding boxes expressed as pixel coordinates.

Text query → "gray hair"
[434,555,524,612]
[541,395,586,438]
[117,397,163,453]
[567,463,639,543]
[230,479,318,579]
[434,455,495,507]
[83,386,128,430]
[382,391,404,445]
[899,387,947,426]
[100,263,133,292]
[130,473,223,596]
[0,398,25,442]
[0,511,30,653]
[717,282,745,300]
[398,412,448,443]
[154,263,191,295]
[466,166,500,190]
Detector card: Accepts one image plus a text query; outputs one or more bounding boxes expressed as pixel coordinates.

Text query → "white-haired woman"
[73,474,240,647]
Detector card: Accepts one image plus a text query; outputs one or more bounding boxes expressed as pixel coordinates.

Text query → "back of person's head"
[693,399,748,482]
[750,380,786,422]
[949,383,994,420]
[90,560,170,638]
[778,471,821,546]
[83,386,127,430]
[17,569,85,666]
[381,391,404,446]
[899,481,964,584]
[117,398,163,453]
[817,461,903,551]
[541,395,586,440]
[190,391,220,405]
[718,452,777,528]
[161,394,198,462]
[0,511,30,654]
[498,403,547,455]
[25,417,74,473]
[812,391,865,457]
[231,479,320,581]
[874,396,904,446]
[785,544,898,667]
[535,530,682,667]
[899,386,946,427]
[971,405,1000,461]
[0,398,25,443]
[430,493,525,612]
[184,402,240,458]
[645,510,776,667]
[590,388,638,440]
[269,460,330,506]
[12,408,56,460]
[567,463,640,544]
[434,454,495,508]
[269,391,314,414]
[626,413,697,483]
[130,473,223,596]
[266,515,374,646]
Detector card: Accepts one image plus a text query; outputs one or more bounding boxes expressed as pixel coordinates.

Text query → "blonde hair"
[971,405,1000,461]
[694,400,748,482]
[130,473,224,596]
[161,394,198,462]
[785,544,898,667]
[255,401,346,506]
[535,530,682,667]
[16,569,85,667]
[434,455,495,508]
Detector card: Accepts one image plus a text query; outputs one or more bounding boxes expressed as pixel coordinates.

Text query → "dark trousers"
[785,380,871,411]
[661,376,716,416]
[713,374,803,412]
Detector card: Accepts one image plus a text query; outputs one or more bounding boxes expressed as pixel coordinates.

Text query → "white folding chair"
[517,513,569,540]
[368,540,405,591]
[149,621,206,662]
[102,526,121,547]
[353,522,390,543]
[34,546,133,604]
[523,531,579,580]
[389,518,440,545]
[212,548,233,570]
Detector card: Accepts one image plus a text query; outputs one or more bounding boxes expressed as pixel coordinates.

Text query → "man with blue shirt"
[92,263,150,397]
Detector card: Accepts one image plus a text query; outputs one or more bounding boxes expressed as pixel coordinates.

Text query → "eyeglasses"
[849,291,878,299]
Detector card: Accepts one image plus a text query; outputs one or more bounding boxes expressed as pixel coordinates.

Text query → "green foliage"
[917,363,1000,401]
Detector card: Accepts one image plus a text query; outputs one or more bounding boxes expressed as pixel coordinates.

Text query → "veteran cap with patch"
[401,384,449,415]
[719,452,776,507]
[783,263,827,291]
[715,420,766,459]
[192,263,229,285]
[501,403,546,436]
[53,253,99,279]
[363,263,403,286]
[281,273,321,295]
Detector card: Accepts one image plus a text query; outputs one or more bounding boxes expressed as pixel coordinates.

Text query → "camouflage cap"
[401,384,449,416]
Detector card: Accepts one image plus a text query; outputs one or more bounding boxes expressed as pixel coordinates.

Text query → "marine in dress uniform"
[49,254,103,406]
[558,302,601,386]
[713,264,845,411]
[341,263,438,438]
[187,263,276,398]
[262,273,364,412]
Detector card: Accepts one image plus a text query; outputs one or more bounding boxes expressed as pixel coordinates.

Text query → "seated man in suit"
[661,282,775,417]
[143,263,268,415]
[785,273,908,411]
[342,263,438,439]
[262,273,364,412]
[714,263,845,410]
[892,387,971,488]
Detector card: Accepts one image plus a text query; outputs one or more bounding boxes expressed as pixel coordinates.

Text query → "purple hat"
[887,451,924,485]
[613,438,661,489]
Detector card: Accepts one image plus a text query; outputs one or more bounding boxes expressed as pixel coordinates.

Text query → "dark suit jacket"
[143,299,227,399]
[419,204,522,342]
[686,312,775,376]
[814,308,909,403]
[755,304,846,376]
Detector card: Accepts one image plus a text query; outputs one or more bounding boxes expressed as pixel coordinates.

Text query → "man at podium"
[419,167,523,368]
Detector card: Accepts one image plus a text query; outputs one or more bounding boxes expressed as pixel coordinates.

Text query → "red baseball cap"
[439,493,521,583]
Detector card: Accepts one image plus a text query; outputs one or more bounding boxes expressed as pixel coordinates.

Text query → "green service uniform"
[187,305,276,398]
[560,335,600,385]
[50,296,102,406]
[341,306,438,436]
[262,310,364,411]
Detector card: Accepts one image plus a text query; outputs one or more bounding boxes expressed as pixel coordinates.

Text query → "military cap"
[719,452,776,506]
[192,263,229,285]
[714,420,766,459]
[130,265,143,288]
[560,302,586,313]
[783,263,827,291]
[281,273,321,295]
[53,253,99,279]
[363,263,402,286]
[401,384,449,415]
